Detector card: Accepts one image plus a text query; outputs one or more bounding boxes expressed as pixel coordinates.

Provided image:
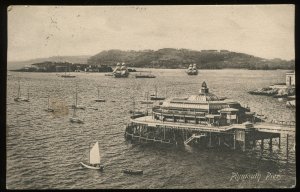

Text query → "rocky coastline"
[248,84,295,98]
[248,84,296,108]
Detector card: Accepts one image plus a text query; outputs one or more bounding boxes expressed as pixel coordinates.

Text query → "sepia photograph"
[6,5,295,189]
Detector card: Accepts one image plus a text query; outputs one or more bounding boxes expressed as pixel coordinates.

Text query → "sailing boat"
[94,87,106,102]
[70,85,84,123]
[140,91,153,104]
[135,71,156,78]
[61,65,76,78]
[80,141,104,170]
[256,109,267,120]
[14,79,29,102]
[150,85,165,100]
[130,97,145,119]
[71,85,85,110]
[70,107,84,123]
[44,95,54,112]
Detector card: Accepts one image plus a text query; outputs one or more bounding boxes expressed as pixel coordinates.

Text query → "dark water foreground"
[6,69,295,189]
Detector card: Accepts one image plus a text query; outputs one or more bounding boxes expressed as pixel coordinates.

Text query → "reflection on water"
[6,69,295,189]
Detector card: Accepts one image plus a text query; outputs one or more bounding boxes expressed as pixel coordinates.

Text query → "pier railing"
[153,108,206,116]
[270,119,295,126]
[130,116,295,135]
[254,122,295,135]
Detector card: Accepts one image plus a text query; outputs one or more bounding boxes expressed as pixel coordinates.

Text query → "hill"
[87,48,294,70]
[8,55,90,70]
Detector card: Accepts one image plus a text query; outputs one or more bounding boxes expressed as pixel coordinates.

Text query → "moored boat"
[14,79,30,102]
[140,91,154,104]
[135,71,156,78]
[70,115,84,124]
[71,85,85,110]
[94,87,106,102]
[44,95,54,112]
[186,64,198,75]
[130,97,147,118]
[70,85,84,123]
[61,65,76,78]
[150,85,165,100]
[113,63,129,78]
[122,169,143,175]
[61,74,76,78]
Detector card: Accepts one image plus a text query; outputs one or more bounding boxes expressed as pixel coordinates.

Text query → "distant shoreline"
[7,49,295,71]
[9,67,294,73]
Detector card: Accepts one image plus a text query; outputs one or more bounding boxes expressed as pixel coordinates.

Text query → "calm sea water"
[6,69,295,189]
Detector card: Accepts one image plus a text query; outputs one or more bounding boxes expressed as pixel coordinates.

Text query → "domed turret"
[186,81,219,101]
[200,81,209,94]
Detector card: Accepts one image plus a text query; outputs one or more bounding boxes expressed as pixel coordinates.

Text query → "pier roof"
[158,81,243,111]
[187,93,219,102]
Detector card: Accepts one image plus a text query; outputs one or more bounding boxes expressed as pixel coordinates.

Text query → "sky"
[8,5,295,61]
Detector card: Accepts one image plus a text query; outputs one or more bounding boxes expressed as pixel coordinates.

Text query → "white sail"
[89,141,101,164]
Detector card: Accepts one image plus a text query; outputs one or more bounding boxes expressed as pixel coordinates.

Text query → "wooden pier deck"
[254,122,295,135]
[130,116,295,135]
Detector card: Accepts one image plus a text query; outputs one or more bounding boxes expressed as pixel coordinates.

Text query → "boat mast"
[47,95,50,109]
[88,143,91,164]
[165,87,167,98]
[132,96,135,113]
[75,85,78,107]
[208,100,210,114]
[17,79,21,98]
[73,108,76,117]
[146,91,149,115]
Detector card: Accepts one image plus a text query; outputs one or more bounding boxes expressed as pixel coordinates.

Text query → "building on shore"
[56,66,68,72]
[286,71,295,86]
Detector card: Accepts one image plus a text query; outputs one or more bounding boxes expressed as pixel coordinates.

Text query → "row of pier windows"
[152,113,236,126]
[152,112,255,126]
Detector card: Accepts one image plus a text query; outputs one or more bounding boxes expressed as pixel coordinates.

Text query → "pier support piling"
[209,132,212,148]
[242,140,245,152]
[286,134,289,161]
[269,138,273,151]
[233,134,236,150]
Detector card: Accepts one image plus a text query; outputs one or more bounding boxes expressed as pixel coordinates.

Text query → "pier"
[125,116,295,154]
[124,82,295,158]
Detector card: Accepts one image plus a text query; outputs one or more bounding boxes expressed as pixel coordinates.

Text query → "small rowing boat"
[122,169,143,175]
